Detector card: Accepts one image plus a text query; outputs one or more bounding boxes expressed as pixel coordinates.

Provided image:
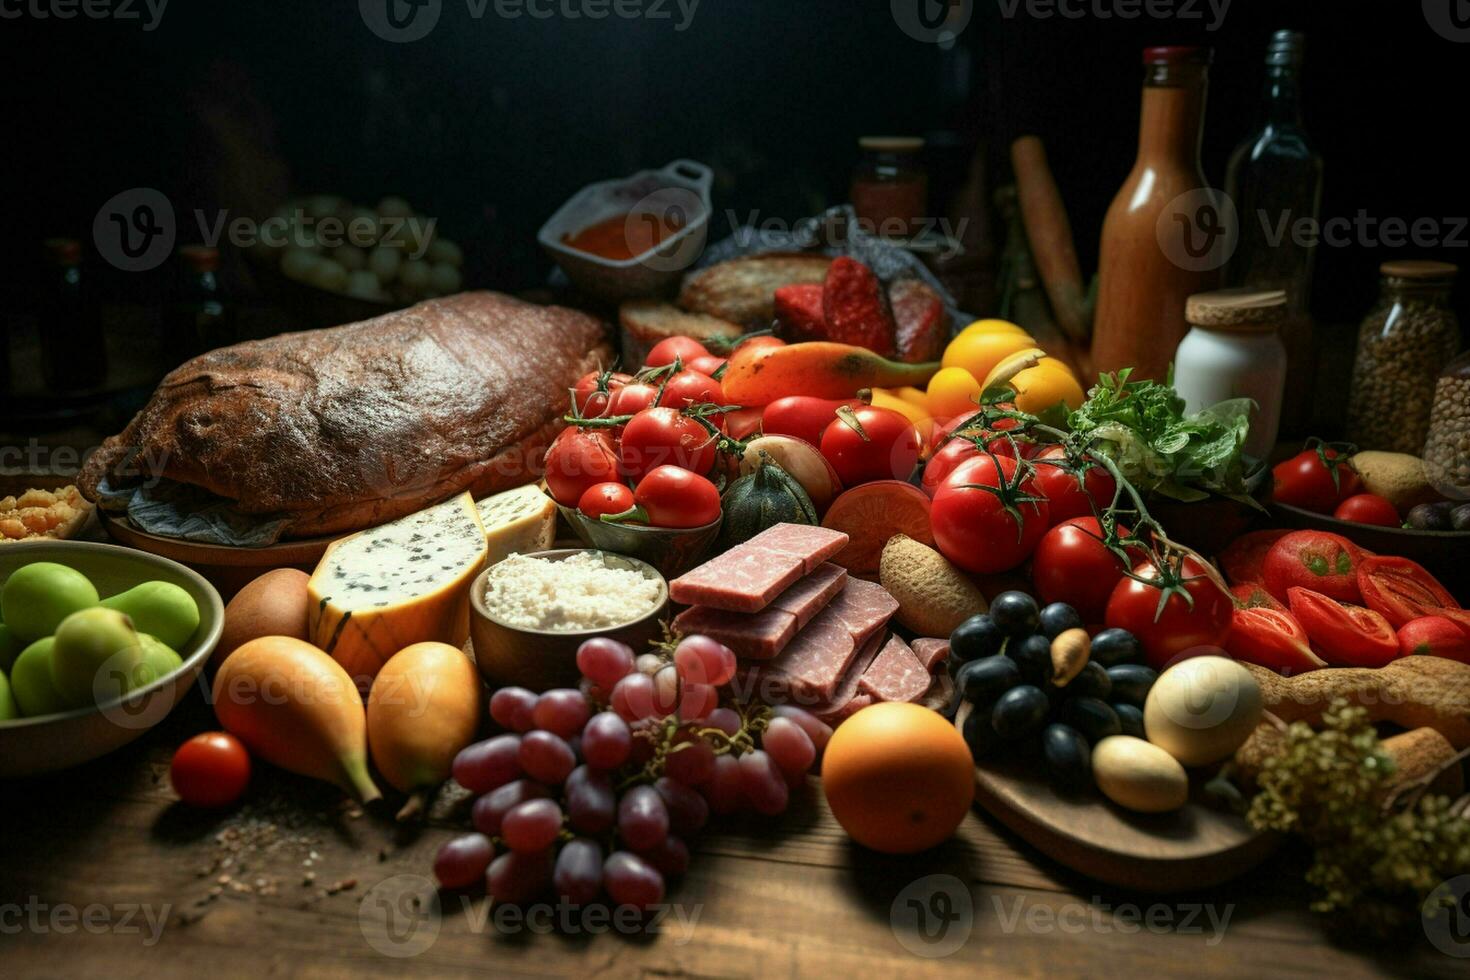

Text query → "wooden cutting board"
[956,702,1278,892]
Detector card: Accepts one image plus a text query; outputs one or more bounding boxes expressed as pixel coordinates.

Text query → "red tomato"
[609,382,660,419]
[819,406,922,487]
[1030,446,1118,524]
[619,407,718,481]
[1031,517,1135,624]
[1271,443,1362,513]
[725,406,763,440]
[572,370,631,418]
[930,454,1050,574]
[920,435,985,498]
[645,336,710,368]
[733,335,784,353]
[1224,606,1326,675]
[635,466,721,528]
[657,370,725,413]
[1356,555,1462,629]
[1104,558,1233,670]
[1217,529,1289,586]
[688,354,727,377]
[1287,587,1400,668]
[763,395,860,448]
[1261,530,1364,604]
[578,482,635,520]
[1397,616,1470,663]
[170,732,251,808]
[1332,493,1400,527]
[544,428,621,505]
[933,407,1038,460]
[1230,583,1287,612]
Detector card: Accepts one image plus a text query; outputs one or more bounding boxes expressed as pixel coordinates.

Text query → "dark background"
[2,0,1467,405]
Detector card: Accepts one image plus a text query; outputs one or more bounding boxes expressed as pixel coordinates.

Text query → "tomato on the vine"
[634,465,721,528]
[645,336,710,367]
[930,454,1050,574]
[170,732,251,808]
[920,435,985,498]
[1271,442,1362,513]
[578,482,635,521]
[608,382,660,420]
[571,370,630,418]
[544,428,620,505]
[763,395,862,449]
[1286,587,1400,668]
[819,406,922,487]
[619,407,719,481]
[1103,557,1232,670]
[687,354,727,377]
[656,369,725,413]
[1031,516,1137,623]
[1030,446,1118,524]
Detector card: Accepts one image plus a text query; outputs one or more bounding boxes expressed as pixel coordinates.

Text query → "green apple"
[135,634,184,686]
[10,638,70,716]
[2,562,99,643]
[50,607,144,707]
[0,668,17,721]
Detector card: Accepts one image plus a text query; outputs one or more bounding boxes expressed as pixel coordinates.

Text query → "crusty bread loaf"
[78,292,609,539]
[678,253,832,327]
[618,300,742,370]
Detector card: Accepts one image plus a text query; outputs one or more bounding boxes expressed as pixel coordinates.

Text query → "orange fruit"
[958,318,1031,339]
[821,702,974,854]
[925,366,983,421]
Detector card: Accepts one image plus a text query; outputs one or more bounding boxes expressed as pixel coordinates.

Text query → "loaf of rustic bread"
[79,292,609,538]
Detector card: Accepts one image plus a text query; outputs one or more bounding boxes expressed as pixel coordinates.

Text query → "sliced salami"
[756,604,856,703]
[911,638,951,672]
[668,524,849,612]
[858,635,931,704]
[754,523,851,573]
[827,577,900,648]
[671,605,798,661]
[768,563,848,628]
[807,631,885,725]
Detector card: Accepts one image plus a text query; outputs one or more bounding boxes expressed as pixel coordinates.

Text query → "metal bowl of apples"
[0,541,225,778]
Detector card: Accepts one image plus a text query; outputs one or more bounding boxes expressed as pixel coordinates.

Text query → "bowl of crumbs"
[470,549,668,691]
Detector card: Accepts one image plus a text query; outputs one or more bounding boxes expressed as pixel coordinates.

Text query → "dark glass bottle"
[41,238,108,391]
[1225,30,1324,437]
[168,245,233,361]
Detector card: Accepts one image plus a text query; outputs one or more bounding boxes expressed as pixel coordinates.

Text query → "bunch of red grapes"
[431,633,832,910]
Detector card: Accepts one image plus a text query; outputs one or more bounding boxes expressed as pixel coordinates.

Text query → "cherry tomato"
[170,732,251,808]
[635,465,721,528]
[645,336,710,368]
[656,369,725,413]
[920,435,985,497]
[1031,517,1136,624]
[725,407,764,441]
[819,406,922,487]
[544,428,620,505]
[1356,555,1462,629]
[932,405,1037,460]
[763,395,860,448]
[930,454,1049,574]
[578,482,636,520]
[688,355,727,377]
[1217,529,1290,586]
[1332,493,1400,527]
[1271,443,1362,513]
[1396,616,1470,664]
[608,382,660,419]
[1287,587,1401,668]
[1031,446,1117,525]
[572,370,631,418]
[1104,557,1233,670]
[619,407,718,481]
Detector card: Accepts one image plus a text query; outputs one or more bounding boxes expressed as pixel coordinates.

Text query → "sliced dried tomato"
[1356,555,1461,629]
[1231,583,1287,612]
[1287,587,1401,668]
[1224,606,1326,675]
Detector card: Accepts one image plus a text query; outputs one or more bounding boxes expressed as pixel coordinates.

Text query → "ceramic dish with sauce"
[538,159,713,301]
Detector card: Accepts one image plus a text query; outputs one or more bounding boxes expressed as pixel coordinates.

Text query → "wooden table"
[2,691,1460,979]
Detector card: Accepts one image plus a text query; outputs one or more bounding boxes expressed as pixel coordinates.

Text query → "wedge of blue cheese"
[476,485,557,565]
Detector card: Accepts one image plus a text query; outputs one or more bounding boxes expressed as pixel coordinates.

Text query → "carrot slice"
[821,481,933,574]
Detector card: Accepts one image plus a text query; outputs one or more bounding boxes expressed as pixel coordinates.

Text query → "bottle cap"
[858,136,925,153]
[44,238,82,266]
[1143,46,1211,66]
[179,244,221,273]
[1266,30,1305,68]
[1186,288,1287,332]
[1381,260,1457,282]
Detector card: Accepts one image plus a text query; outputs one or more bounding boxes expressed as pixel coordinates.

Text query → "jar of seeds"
[1423,351,1470,500]
[1345,261,1460,454]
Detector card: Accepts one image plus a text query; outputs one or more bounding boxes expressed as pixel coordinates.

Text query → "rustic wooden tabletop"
[2,690,1460,979]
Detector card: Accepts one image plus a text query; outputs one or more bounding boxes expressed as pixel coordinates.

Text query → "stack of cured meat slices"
[669,524,951,726]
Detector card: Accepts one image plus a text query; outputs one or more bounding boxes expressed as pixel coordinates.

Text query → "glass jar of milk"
[1174,289,1288,460]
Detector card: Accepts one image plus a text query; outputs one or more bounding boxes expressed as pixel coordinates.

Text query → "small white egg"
[1144,656,1263,767]
[1092,736,1189,813]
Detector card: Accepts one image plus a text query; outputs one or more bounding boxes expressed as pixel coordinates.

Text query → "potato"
[1350,451,1439,512]
[213,569,310,670]
[879,534,987,638]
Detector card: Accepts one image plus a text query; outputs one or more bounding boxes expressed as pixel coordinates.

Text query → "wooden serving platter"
[956,702,1278,892]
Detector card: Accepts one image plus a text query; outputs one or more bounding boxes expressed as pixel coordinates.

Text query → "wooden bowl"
[99,513,337,600]
[556,505,721,578]
[468,549,668,692]
[1269,502,1470,597]
[0,540,225,778]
